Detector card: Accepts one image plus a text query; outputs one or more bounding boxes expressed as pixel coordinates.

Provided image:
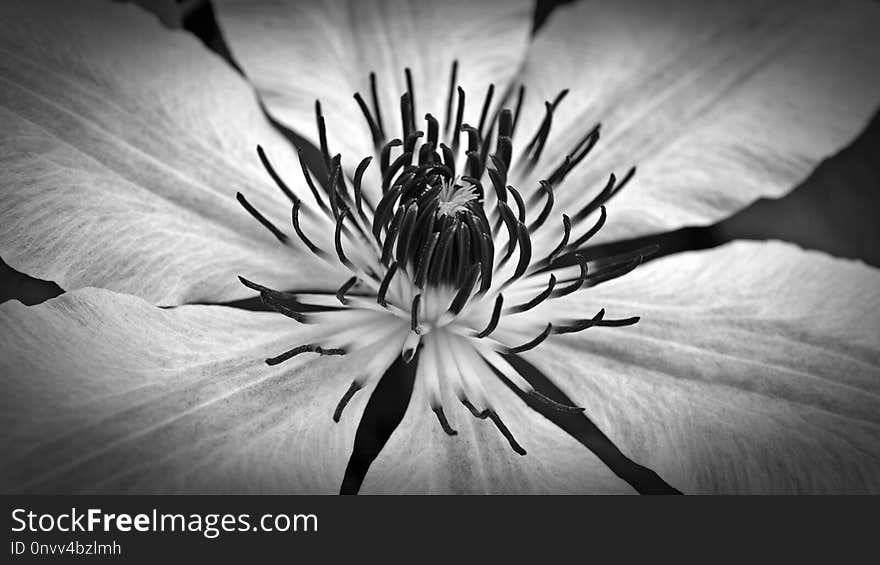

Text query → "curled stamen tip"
[401,331,421,363]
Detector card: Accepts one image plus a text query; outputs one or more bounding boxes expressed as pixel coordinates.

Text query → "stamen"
[266,344,346,366]
[529,181,555,231]
[551,254,587,297]
[477,83,495,138]
[411,294,422,334]
[507,274,556,314]
[370,71,385,138]
[444,60,458,134]
[334,208,355,270]
[597,316,641,327]
[296,146,329,214]
[336,276,358,305]
[506,185,526,224]
[451,86,465,153]
[432,405,458,435]
[333,381,362,422]
[236,192,288,243]
[567,205,607,251]
[377,262,398,307]
[449,263,482,315]
[405,67,416,123]
[238,276,309,322]
[474,294,504,338]
[291,201,326,256]
[553,308,605,335]
[315,100,331,170]
[354,92,383,147]
[487,412,527,456]
[460,397,490,419]
[256,145,298,205]
[541,214,571,266]
[507,323,553,354]
[510,84,525,136]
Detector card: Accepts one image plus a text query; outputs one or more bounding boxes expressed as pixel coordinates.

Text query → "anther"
[238,276,309,323]
[478,83,495,138]
[507,274,556,314]
[296,146,329,214]
[377,262,398,307]
[553,308,605,335]
[474,294,504,338]
[529,180,555,231]
[315,100,331,170]
[369,71,385,138]
[266,344,346,366]
[256,145,298,205]
[291,201,326,256]
[432,406,458,435]
[333,381,362,422]
[444,60,458,134]
[411,294,422,334]
[597,316,641,327]
[460,397,490,419]
[336,276,358,305]
[551,254,587,298]
[354,92,384,147]
[334,208,355,270]
[487,412,527,456]
[236,192,288,243]
[507,323,553,354]
[567,205,607,250]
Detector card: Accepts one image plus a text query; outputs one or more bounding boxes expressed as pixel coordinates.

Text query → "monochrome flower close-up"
[1,0,879,494]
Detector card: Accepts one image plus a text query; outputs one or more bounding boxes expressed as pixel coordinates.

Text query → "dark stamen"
[432,405,458,435]
[478,83,495,138]
[256,145,298,205]
[474,294,504,338]
[507,274,556,314]
[291,201,326,256]
[461,397,490,419]
[488,412,526,456]
[334,208,355,270]
[354,92,384,147]
[405,67,416,122]
[238,276,309,322]
[567,205,607,250]
[370,71,385,138]
[377,262,399,307]
[507,323,552,354]
[333,381,362,422]
[296,146,330,214]
[315,100,331,171]
[336,276,358,305]
[444,60,458,134]
[236,192,288,243]
[553,308,605,334]
[551,254,587,297]
[452,86,465,153]
[266,344,346,366]
[597,316,641,327]
[411,294,422,334]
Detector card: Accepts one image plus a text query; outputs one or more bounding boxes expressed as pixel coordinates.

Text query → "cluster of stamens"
[236,62,653,455]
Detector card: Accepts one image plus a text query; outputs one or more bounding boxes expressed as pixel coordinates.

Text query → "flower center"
[235,61,652,454]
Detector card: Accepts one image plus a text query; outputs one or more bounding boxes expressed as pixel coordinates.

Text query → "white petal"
[360,334,634,493]
[215,0,533,167]
[513,0,880,243]
[0,288,389,493]
[527,241,880,493]
[0,0,340,305]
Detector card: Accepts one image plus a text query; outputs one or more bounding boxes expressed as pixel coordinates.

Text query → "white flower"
[1,0,879,494]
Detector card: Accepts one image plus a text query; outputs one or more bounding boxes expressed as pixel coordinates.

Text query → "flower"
[1,0,879,494]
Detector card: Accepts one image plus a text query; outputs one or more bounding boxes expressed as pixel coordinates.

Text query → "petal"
[526,241,880,493]
[0,288,389,493]
[0,0,340,305]
[214,0,533,166]
[513,0,880,243]
[360,337,634,493]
